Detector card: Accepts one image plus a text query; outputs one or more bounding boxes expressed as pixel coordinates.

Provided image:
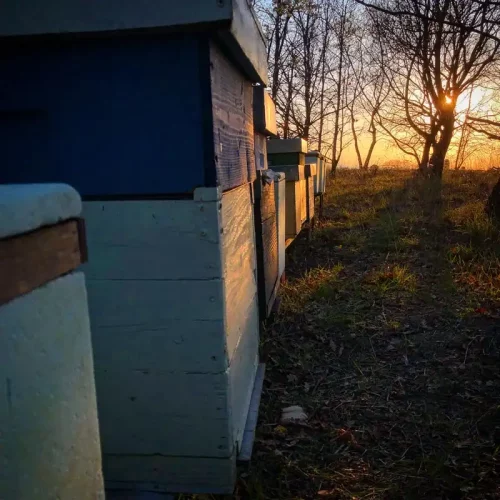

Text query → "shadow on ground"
[240,169,500,500]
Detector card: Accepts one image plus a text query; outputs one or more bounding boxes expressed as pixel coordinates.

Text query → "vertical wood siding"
[220,184,259,449]
[210,42,256,191]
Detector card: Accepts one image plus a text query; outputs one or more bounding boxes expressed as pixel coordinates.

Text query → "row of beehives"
[0,1,330,496]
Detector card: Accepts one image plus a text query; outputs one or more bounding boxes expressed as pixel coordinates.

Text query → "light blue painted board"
[104,454,236,495]
[91,319,227,374]
[94,369,232,457]
[82,199,222,280]
[86,279,225,325]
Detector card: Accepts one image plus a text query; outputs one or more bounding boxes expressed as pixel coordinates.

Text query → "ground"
[192,169,500,500]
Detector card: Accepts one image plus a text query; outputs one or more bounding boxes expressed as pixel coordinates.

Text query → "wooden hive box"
[268,138,308,244]
[0,1,267,495]
[306,151,326,195]
[253,87,279,319]
[253,171,279,319]
[273,172,286,280]
[268,164,305,243]
[0,184,104,500]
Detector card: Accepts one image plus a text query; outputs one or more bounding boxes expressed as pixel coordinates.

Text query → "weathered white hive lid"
[254,86,278,137]
[0,0,268,84]
[0,184,81,239]
[268,138,308,154]
[306,150,322,159]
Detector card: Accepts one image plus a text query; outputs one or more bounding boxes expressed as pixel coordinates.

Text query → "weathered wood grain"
[91,318,228,373]
[0,219,85,305]
[253,87,277,137]
[254,133,268,170]
[299,179,307,224]
[220,184,259,361]
[95,368,232,457]
[220,184,260,450]
[285,182,303,239]
[274,173,286,278]
[104,453,236,494]
[82,198,222,280]
[210,43,256,191]
[262,215,279,309]
[306,177,315,222]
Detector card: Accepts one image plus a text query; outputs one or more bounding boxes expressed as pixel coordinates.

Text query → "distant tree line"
[252,0,500,177]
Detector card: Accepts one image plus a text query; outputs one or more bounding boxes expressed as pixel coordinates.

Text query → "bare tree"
[361,0,500,177]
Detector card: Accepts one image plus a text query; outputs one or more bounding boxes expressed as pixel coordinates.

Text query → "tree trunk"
[430,112,454,178]
[486,175,500,223]
[419,137,432,173]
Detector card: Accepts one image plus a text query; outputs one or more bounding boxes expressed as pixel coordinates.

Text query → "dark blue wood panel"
[0,36,211,196]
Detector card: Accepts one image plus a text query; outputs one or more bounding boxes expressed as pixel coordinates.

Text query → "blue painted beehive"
[0,1,267,494]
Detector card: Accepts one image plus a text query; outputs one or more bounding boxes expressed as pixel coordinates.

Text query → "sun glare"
[445,95,453,104]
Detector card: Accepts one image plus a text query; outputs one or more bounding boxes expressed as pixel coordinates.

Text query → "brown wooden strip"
[0,219,85,306]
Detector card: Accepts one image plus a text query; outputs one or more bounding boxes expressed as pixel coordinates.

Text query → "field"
[185,169,500,500]
[240,169,500,499]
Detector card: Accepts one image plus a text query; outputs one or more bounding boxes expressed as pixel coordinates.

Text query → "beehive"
[268,138,308,244]
[0,1,267,494]
[268,164,305,242]
[0,184,104,500]
[306,151,327,195]
[253,172,279,319]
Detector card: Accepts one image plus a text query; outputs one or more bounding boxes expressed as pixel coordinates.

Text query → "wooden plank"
[220,184,260,449]
[82,199,222,280]
[227,305,259,452]
[94,368,232,457]
[274,174,286,279]
[0,1,233,36]
[307,177,315,222]
[238,363,266,463]
[0,219,85,305]
[210,42,256,191]
[220,184,259,361]
[226,0,268,84]
[299,179,307,224]
[106,491,174,500]
[254,176,276,222]
[254,133,268,170]
[285,182,302,239]
[91,318,228,373]
[104,454,236,495]
[262,215,279,311]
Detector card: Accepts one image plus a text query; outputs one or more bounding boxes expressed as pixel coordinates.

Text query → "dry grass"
[189,169,500,500]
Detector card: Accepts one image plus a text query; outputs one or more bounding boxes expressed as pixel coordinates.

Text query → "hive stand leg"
[319,194,324,219]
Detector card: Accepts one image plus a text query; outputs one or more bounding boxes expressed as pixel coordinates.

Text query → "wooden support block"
[0,219,86,306]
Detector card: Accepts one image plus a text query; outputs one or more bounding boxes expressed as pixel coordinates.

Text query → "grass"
[188,168,500,500]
